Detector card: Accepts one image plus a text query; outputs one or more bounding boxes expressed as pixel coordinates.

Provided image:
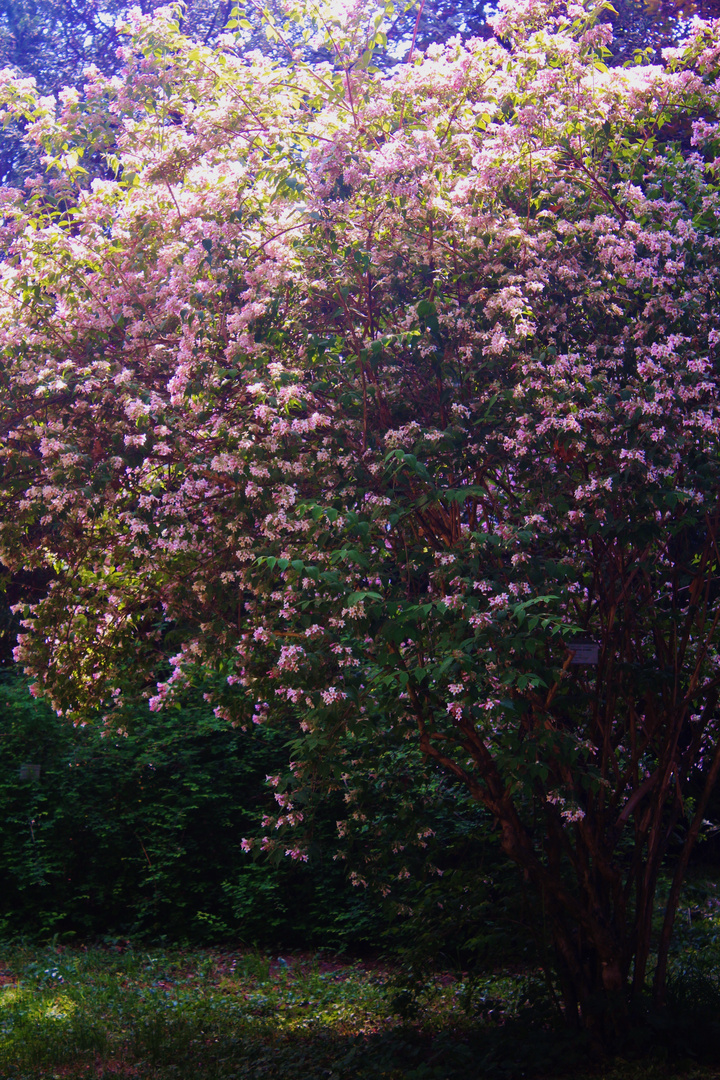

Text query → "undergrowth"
[1,942,720,1080]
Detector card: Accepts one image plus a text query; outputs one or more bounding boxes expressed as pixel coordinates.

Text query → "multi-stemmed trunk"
[486,732,720,1046]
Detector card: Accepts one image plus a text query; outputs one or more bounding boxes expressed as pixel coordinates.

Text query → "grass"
[1,944,720,1080]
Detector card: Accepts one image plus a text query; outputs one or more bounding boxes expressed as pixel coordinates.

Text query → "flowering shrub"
[1,0,720,1038]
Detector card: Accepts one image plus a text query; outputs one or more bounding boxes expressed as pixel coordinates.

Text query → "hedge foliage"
[0,669,387,945]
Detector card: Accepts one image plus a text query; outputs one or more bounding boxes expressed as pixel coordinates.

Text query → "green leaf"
[346,591,383,605]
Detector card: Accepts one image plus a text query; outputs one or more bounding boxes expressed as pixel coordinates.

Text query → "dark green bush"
[0,669,388,946]
[0,669,522,968]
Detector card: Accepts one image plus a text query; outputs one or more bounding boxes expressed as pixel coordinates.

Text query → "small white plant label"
[569,643,599,665]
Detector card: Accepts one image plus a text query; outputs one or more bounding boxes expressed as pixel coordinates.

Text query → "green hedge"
[0,669,532,974]
[0,669,386,946]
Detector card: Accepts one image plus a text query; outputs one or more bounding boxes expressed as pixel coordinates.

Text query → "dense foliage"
[0,0,712,185]
[1,0,720,1042]
[0,671,515,968]
[0,671,384,945]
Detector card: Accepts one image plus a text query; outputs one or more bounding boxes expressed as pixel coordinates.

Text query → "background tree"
[1,0,720,1045]
[0,0,239,88]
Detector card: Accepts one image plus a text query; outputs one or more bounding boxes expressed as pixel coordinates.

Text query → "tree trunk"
[653,733,720,1005]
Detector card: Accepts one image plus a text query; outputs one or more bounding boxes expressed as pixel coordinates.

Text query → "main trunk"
[547,905,631,1049]
[498,818,645,1049]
